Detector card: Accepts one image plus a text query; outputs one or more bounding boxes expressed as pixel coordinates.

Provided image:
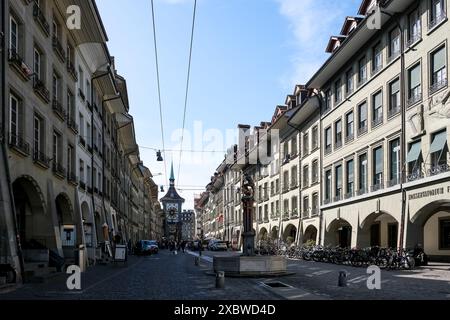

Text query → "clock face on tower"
[166,203,178,222]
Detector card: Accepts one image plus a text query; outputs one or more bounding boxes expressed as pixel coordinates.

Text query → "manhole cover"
[263,281,291,288]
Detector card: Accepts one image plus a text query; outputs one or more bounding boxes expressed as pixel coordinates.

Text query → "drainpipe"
[379,9,406,249]
[399,18,407,250]
[315,93,324,246]
[1,1,25,282]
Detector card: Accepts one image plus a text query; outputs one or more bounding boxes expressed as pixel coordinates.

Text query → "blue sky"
[96,0,359,209]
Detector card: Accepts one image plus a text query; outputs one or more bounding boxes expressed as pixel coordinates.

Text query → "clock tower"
[160,162,185,242]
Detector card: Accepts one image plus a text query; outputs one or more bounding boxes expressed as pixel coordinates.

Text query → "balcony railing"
[67,117,79,134]
[52,162,66,178]
[428,163,450,176]
[429,12,447,30]
[407,171,424,182]
[9,133,30,156]
[52,36,66,62]
[87,145,93,154]
[87,186,93,194]
[356,188,367,196]
[408,92,422,106]
[79,181,86,190]
[388,106,401,118]
[310,208,319,217]
[324,146,332,155]
[387,177,400,187]
[387,51,400,64]
[8,50,32,80]
[282,185,289,193]
[52,99,66,121]
[406,33,421,47]
[344,191,354,199]
[79,136,86,147]
[371,182,384,192]
[33,3,50,36]
[371,64,383,75]
[430,78,448,94]
[358,125,368,136]
[323,198,331,205]
[68,172,78,185]
[33,79,50,103]
[358,77,367,87]
[345,134,354,144]
[66,60,78,81]
[333,194,343,202]
[335,140,342,149]
[282,212,289,220]
[33,149,50,168]
[290,181,298,189]
[372,116,383,127]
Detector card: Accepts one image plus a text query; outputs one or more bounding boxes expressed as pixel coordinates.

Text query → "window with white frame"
[389,28,400,59]
[389,138,401,185]
[373,146,384,189]
[372,42,383,72]
[430,45,447,91]
[33,114,44,156]
[359,56,367,83]
[389,78,401,115]
[9,14,19,54]
[430,0,446,29]
[9,93,22,141]
[372,90,383,125]
[408,8,421,44]
[346,159,354,196]
[408,63,422,104]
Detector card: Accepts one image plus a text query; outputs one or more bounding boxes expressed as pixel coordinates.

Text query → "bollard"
[194,256,199,266]
[338,270,347,287]
[216,271,225,289]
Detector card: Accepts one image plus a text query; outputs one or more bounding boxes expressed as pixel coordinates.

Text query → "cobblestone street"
[0,251,277,300]
[3,250,450,300]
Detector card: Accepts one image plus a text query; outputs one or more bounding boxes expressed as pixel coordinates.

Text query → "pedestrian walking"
[181,241,186,253]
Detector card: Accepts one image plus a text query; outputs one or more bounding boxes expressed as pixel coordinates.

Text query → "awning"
[429,131,447,154]
[406,141,421,163]
[104,94,126,114]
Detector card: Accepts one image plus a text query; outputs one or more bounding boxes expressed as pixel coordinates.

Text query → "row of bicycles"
[256,242,429,270]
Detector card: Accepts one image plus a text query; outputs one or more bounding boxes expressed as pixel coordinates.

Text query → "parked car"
[135,240,159,255]
[208,240,228,251]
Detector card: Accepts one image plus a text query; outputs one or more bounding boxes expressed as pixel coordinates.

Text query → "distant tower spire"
[170,161,175,184]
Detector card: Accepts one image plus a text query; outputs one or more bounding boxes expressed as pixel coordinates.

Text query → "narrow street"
[2,250,450,300]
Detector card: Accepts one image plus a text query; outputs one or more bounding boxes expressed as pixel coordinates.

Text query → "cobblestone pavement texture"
[2,250,450,300]
[0,251,277,300]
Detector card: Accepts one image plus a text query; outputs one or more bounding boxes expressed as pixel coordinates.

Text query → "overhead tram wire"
[151,0,168,184]
[177,0,198,187]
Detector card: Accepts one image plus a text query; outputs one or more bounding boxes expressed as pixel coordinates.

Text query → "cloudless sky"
[96,0,358,209]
